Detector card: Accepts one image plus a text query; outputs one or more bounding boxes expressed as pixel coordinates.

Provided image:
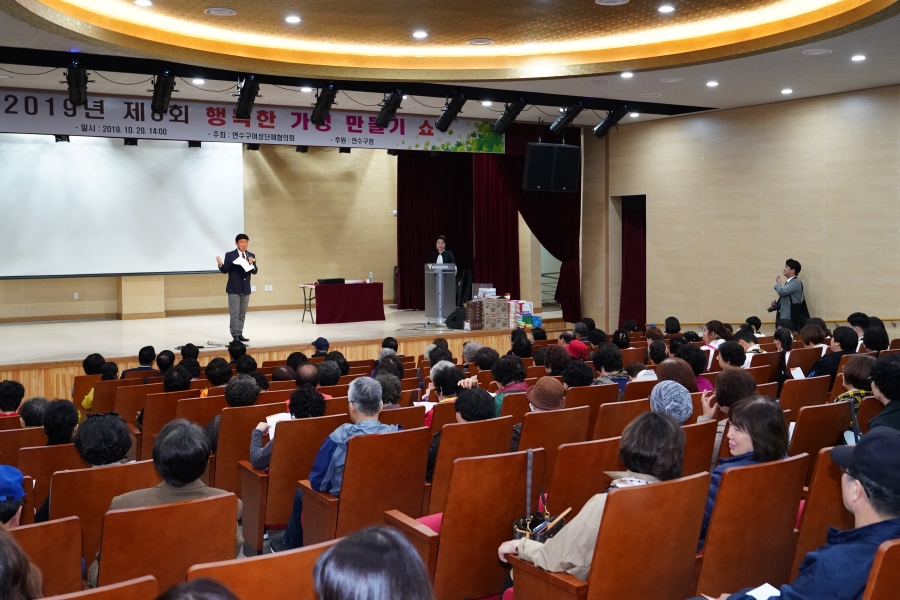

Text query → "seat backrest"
[548,437,624,520]
[697,453,810,597]
[257,389,294,403]
[779,376,831,416]
[0,427,46,467]
[124,370,160,380]
[757,382,778,399]
[187,540,340,600]
[837,352,875,379]
[862,539,900,600]
[267,380,298,392]
[97,494,237,590]
[858,396,882,434]
[593,399,651,440]
[175,395,229,425]
[73,374,102,407]
[401,377,420,391]
[526,365,546,379]
[517,406,590,490]
[791,448,854,579]
[261,360,285,368]
[621,379,658,401]
[749,352,783,383]
[41,576,158,600]
[91,379,142,414]
[318,384,350,397]
[214,401,288,496]
[498,392,529,425]
[790,402,851,484]
[428,401,458,436]
[50,460,162,563]
[786,347,823,377]
[428,416,514,514]
[140,389,201,459]
[398,388,419,407]
[18,443,88,507]
[828,374,846,402]
[336,427,431,537]
[681,419,718,476]
[264,414,352,525]
[337,374,363,385]
[620,347,645,365]
[475,370,494,386]
[566,384,618,439]
[586,472,711,600]
[114,383,165,427]
[323,397,349,415]
[10,516,82,596]
[0,415,21,431]
[348,359,375,369]
[433,449,546,600]
[379,405,425,431]
[744,365,771,386]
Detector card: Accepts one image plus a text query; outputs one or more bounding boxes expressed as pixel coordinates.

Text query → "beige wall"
[586,84,900,328]
[0,146,398,321]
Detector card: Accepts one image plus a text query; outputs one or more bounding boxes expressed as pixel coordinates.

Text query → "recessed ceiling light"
[782,88,793,95]
[192,79,205,85]
[134,0,152,6]
[658,4,675,13]
[659,77,682,83]
[481,101,492,106]
[707,81,718,87]
[596,0,629,5]
[285,15,301,24]
[300,87,313,92]
[468,38,494,45]
[630,113,640,117]
[852,54,866,62]
[621,72,633,78]
[413,30,428,39]
[802,48,831,56]
[402,95,408,99]
[204,7,236,17]
[641,93,662,97]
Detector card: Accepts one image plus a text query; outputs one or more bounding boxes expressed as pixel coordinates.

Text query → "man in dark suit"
[120,346,156,379]
[809,326,857,386]
[216,233,258,343]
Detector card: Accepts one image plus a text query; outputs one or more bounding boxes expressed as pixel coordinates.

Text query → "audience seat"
[42,576,158,600]
[323,397,348,416]
[499,392,529,425]
[475,370,494,387]
[10,516,82,596]
[681,419,718,476]
[239,413,351,554]
[0,415,22,431]
[89,379,141,414]
[621,379,658,402]
[522,358,534,368]
[348,359,375,369]
[133,389,201,460]
[749,352,782,383]
[693,453,810,597]
[835,352,876,386]
[318,384,349,397]
[779,376,831,419]
[593,399,650,440]
[174,395,229,425]
[620,348,645,366]
[786,347,822,377]
[387,449,547,599]
[791,448,854,579]
[862,539,900,600]
[401,377,420,391]
[398,388,419,407]
[0,427,46,467]
[565,384,618,439]
[518,406,591,489]
[857,397,882,434]
[509,472,711,600]
[18,443,88,507]
[526,365,547,379]
[425,416,514,515]
[300,426,431,545]
[428,401,457,436]
[757,382,778,399]
[49,460,161,563]
[96,494,237,589]
[256,389,293,403]
[19,475,34,526]
[72,374,102,407]
[547,437,624,520]
[123,370,160,380]
[828,374,846,402]
[699,371,719,387]
[379,405,426,430]
[789,402,851,484]
[208,401,287,495]
[267,381,297,392]
[743,366,770,386]
[337,374,363,385]
[525,377,538,388]
[114,383,164,428]
[261,360,285,368]
[187,540,339,600]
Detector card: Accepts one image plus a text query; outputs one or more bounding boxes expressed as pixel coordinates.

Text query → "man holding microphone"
[770,258,804,330]
[217,233,258,343]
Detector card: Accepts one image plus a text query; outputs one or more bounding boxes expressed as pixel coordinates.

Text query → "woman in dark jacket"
[426,235,455,265]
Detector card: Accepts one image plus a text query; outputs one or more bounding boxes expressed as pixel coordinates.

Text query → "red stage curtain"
[396,152,473,310]
[472,153,520,299]
[618,196,647,328]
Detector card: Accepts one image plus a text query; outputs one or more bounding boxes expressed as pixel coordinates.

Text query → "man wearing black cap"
[710,427,900,599]
[311,337,329,358]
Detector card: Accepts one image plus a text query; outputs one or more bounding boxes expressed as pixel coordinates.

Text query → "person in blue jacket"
[699,396,790,550]
[707,427,900,599]
[272,377,399,552]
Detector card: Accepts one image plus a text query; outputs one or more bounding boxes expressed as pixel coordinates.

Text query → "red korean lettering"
[256,109,276,129]
[347,115,363,133]
[418,120,434,136]
[290,111,309,130]
[206,107,226,127]
[389,117,405,135]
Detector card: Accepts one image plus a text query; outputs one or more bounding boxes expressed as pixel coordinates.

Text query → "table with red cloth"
[301,282,386,324]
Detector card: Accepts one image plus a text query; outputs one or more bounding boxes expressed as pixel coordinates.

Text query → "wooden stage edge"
[0,318,571,400]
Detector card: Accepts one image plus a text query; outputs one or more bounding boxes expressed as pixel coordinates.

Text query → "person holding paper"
[216,233,258,343]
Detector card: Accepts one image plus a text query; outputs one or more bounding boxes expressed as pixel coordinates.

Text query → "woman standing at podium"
[427,235,456,267]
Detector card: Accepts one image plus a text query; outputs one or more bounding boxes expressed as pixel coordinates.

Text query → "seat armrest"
[238,460,269,555]
[421,482,432,515]
[126,424,142,461]
[299,479,339,545]
[508,555,588,600]
[385,509,440,579]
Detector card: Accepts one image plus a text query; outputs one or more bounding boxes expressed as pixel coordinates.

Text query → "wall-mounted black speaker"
[522,143,581,193]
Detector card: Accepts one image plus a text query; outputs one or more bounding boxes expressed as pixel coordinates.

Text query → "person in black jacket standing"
[426,235,456,268]
[217,233,258,343]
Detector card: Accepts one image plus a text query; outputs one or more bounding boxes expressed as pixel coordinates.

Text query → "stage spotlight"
[64,59,88,106]
[492,97,526,134]
[375,89,403,128]
[436,90,467,132]
[296,145,309,153]
[387,149,400,156]
[54,135,69,143]
[339,147,351,154]
[235,75,260,120]
[150,68,176,115]
[188,140,201,148]
[311,82,338,126]
[124,138,138,146]
[549,102,583,134]
[247,143,260,151]
[592,105,630,138]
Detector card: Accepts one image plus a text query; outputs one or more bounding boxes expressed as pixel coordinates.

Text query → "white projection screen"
[0,134,243,277]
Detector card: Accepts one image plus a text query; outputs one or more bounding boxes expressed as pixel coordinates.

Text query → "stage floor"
[0,306,562,366]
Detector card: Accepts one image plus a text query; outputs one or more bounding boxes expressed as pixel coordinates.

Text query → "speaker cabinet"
[522,143,581,192]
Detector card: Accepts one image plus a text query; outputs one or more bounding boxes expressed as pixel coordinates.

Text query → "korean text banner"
[0,90,505,153]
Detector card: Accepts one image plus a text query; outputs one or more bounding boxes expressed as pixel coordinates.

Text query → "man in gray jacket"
[772,258,803,325]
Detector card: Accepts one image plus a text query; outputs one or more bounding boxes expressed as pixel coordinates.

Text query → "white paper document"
[415,401,438,412]
[265,412,292,438]
[233,256,254,272]
[790,367,806,380]
[747,583,781,599]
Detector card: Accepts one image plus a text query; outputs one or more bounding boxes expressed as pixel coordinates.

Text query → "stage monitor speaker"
[522,143,581,192]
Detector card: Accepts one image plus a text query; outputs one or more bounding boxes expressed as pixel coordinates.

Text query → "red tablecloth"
[314,282,386,324]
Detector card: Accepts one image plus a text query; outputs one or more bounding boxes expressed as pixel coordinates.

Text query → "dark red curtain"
[619,196,646,328]
[472,154,520,299]
[396,152,474,310]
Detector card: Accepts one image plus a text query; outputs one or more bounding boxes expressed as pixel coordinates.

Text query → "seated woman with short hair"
[497,411,685,581]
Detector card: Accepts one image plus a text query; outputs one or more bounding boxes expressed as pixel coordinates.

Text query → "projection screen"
[0,134,244,278]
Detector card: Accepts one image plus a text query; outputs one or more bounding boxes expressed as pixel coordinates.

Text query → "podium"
[424,263,457,325]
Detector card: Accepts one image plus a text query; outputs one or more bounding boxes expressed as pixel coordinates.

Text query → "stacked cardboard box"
[465,300,485,330]
[482,298,509,330]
